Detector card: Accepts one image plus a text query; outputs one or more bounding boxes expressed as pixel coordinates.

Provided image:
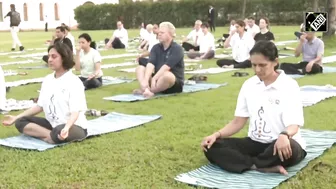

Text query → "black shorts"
[161,79,183,94]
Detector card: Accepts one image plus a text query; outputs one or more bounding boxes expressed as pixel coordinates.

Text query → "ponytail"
[90,41,97,50]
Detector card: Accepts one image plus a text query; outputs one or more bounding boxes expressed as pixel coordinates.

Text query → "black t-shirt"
[53,37,73,52]
[6,11,17,27]
[148,42,184,83]
[254,31,275,42]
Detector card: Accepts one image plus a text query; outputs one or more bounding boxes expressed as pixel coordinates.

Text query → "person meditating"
[75,33,103,90]
[133,21,184,98]
[202,40,307,175]
[280,32,324,75]
[2,43,88,144]
[216,20,255,69]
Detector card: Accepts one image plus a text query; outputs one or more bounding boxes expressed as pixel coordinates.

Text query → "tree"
[313,0,319,11]
[323,0,336,37]
[242,0,247,18]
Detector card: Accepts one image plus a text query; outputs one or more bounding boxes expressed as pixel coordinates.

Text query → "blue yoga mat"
[175,129,336,189]
[18,65,48,70]
[300,85,336,107]
[287,66,336,79]
[103,83,228,102]
[0,112,161,151]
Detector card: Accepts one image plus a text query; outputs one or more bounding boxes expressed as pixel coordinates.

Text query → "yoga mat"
[119,67,136,73]
[0,112,161,151]
[102,76,134,86]
[18,65,48,70]
[10,52,45,59]
[103,83,228,102]
[286,66,336,79]
[300,85,336,107]
[0,60,36,66]
[274,40,298,46]
[214,54,231,59]
[101,62,136,69]
[3,70,18,76]
[27,47,47,51]
[0,51,25,56]
[0,99,36,112]
[184,59,202,63]
[6,77,44,87]
[175,129,336,189]
[322,55,336,64]
[185,68,237,74]
[102,53,138,60]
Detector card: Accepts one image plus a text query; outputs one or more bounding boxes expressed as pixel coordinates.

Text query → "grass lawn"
[0,26,335,189]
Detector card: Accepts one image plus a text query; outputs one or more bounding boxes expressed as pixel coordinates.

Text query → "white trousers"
[10,26,22,48]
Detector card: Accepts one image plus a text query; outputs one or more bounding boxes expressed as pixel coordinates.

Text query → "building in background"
[0,0,119,31]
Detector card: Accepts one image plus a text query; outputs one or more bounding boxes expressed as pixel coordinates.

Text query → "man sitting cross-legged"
[137,24,159,67]
[280,32,324,75]
[133,22,184,98]
[181,20,203,52]
[186,23,215,60]
[202,40,307,175]
[105,21,129,49]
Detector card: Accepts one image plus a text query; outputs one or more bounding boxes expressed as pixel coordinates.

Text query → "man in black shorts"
[133,22,184,98]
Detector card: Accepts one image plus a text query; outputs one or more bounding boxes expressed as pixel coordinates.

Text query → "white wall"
[0,0,119,31]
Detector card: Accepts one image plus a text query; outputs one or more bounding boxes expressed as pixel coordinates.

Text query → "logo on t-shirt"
[305,12,327,32]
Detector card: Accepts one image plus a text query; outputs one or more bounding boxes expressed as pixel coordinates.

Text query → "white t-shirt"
[140,28,147,39]
[79,48,103,78]
[113,28,129,48]
[247,24,260,37]
[230,32,255,62]
[234,70,306,149]
[37,71,88,129]
[0,66,6,110]
[66,33,76,55]
[230,25,236,32]
[199,32,215,53]
[148,33,159,52]
[186,29,203,46]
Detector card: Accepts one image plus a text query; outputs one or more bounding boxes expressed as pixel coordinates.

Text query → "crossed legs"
[134,65,177,98]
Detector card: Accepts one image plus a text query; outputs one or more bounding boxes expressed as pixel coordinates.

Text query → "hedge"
[74,0,328,30]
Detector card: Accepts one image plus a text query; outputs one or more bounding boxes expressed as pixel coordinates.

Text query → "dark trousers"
[45,23,48,32]
[204,137,307,173]
[217,59,252,69]
[182,42,199,51]
[105,37,125,49]
[42,55,48,63]
[79,76,103,90]
[138,57,149,67]
[280,61,323,75]
[15,116,87,144]
[209,20,215,32]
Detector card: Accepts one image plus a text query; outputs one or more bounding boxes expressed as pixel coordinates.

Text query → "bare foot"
[133,89,143,95]
[143,88,155,98]
[257,165,288,175]
[43,136,55,144]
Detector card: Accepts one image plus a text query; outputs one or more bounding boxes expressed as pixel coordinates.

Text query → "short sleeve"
[148,45,158,65]
[93,50,102,64]
[112,30,117,37]
[165,45,184,68]
[69,80,87,112]
[269,32,275,41]
[247,36,255,51]
[282,81,304,127]
[229,34,236,47]
[37,81,47,108]
[317,40,324,57]
[234,82,250,117]
[187,31,193,40]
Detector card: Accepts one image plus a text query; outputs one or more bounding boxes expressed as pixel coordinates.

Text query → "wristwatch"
[280,131,290,139]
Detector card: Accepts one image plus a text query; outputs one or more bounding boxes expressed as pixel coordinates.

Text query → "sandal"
[85,109,109,117]
[232,72,249,77]
[188,75,208,83]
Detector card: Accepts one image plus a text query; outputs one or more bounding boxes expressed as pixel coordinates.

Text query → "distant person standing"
[4,4,24,51]
[45,15,48,32]
[208,5,216,32]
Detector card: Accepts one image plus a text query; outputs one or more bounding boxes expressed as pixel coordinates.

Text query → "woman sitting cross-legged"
[2,43,88,144]
[216,20,255,69]
[75,33,103,90]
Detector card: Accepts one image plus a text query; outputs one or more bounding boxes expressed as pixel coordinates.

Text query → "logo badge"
[305,12,328,32]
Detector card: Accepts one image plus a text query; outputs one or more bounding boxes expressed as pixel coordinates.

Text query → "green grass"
[0,26,336,189]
